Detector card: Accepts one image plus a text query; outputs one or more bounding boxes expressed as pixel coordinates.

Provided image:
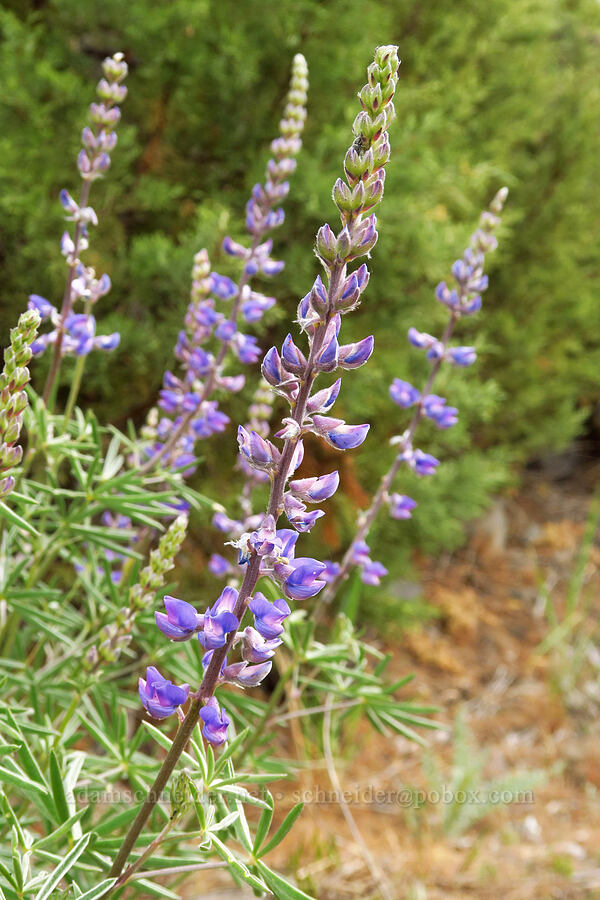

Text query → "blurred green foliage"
[1,0,599,576]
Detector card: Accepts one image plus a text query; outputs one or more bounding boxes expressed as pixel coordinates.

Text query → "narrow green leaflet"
[255,860,316,900]
[34,833,92,900]
[71,878,117,900]
[256,802,304,857]
[0,502,39,537]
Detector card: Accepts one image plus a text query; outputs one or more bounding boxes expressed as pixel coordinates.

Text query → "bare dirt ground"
[185,448,600,899]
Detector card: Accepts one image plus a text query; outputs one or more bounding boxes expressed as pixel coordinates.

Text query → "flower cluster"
[386,188,508,496]
[0,310,40,497]
[141,54,308,475]
[139,46,401,744]
[31,53,127,375]
[142,585,291,743]
[321,188,508,598]
[29,299,119,359]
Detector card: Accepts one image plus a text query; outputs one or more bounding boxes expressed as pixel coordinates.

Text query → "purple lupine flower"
[213,511,242,534]
[447,346,477,367]
[237,426,279,473]
[410,449,440,477]
[306,378,341,415]
[274,557,327,600]
[390,379,420,408]
[282,333,308,375]
[350,541,371,566]
[338,335,374,369]
[423,394,458,429]
[322,561,341,582]
[199,697,230,746]
[284,494,325,532]
[208,553,232,577]
[388,493,417,520]
[222,660,272,687]
[249,593,291,639]
[289,471,339,503]
[30,54,127,373]
[215,319,237,341]
[312,416,370,451]
[155,595,203,641]
[240,626,282,663]
[241,289,276,322]
[407,327,437,350]
[139,666,189,719]
[209,272,237,299]
[28,295,55,321]
[248,514,279,557]
[361,560,388,586]
[233,332,261,364]
[199,587,239,650]
[150,49,399,731]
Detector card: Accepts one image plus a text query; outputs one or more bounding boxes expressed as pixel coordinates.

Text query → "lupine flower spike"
[140,54,309,475]
[0,309,40,497]
[142,46,400,745]
[37,53,128,407]
[85,515,188,673]
[320,187,508,598]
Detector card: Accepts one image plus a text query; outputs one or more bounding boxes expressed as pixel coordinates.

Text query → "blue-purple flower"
[199,697,230,746]
[139,666,189,720]
[249,593,291,639]
[274,557,327,600]
[237,426,279,473]
[447,346,477,367]
[390,379,420,408]
[388,494,417,520]
[222,660,273,688]
[155,596,202,641]
[361,560,388,586]
[199,587,239,650]
[422,395,458,429]
[310,416,370,451]
[289,471,339,503]
[409,449,440,477]
[240,626,283,663]
[208,553,233,577]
